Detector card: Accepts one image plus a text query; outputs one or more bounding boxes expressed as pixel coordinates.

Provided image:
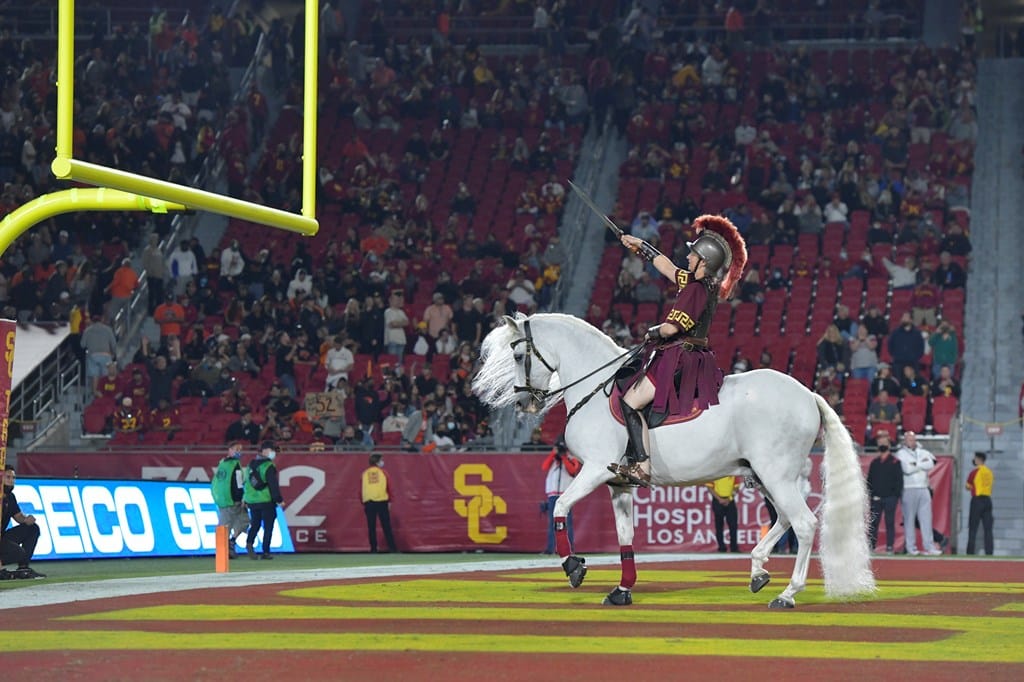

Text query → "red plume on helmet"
[692,214,747,300]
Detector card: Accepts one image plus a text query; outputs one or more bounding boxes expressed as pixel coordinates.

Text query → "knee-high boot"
[620,400,649,464]
[610,400,651,487]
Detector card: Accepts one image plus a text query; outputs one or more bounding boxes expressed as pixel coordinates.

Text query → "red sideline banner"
[19,451,952,554]
[0,319,15,488]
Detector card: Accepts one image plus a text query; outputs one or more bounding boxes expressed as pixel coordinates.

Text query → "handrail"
[550,126,609,313]
[8,339,81,447]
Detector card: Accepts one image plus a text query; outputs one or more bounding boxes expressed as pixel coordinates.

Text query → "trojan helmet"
[688,232,732,281]
[691,215,748,300]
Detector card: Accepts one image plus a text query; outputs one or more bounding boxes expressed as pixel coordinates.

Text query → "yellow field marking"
[64,603,1021,635]
[994,603,1024,612]
[280,571,1024,607]
[21,569,1022,661]
[4,630,1024,662]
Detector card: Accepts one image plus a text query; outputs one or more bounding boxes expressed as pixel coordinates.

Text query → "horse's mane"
[474,317,520,409]
[473,313,620,412]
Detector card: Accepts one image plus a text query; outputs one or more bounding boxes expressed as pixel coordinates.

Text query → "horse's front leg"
[552,465,614,589]
[603,483,636,606]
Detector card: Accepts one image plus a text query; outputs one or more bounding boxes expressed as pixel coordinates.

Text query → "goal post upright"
[54,0,74,161]
[48,0,320,237]
[302,0,319,220]
[0,0,319,481]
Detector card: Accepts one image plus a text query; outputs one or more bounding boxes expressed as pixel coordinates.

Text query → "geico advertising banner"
[19,452,952,553]
[11,478,294,560]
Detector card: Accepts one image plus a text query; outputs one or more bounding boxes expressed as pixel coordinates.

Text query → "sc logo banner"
[452,463,507,544]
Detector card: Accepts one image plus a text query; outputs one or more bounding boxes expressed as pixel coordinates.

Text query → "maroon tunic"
[633,268,724,416]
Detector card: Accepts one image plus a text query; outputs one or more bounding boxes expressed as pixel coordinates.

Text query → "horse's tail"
[814,392,876,599]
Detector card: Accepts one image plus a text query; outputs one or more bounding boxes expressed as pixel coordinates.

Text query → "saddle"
[608,383,702,429]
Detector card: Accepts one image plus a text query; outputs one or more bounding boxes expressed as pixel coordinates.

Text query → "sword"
[568,180,623,238]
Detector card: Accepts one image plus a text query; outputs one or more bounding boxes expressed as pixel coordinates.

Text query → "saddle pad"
[608,383,703,427]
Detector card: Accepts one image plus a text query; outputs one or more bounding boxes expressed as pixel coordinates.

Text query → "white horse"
[474,313,875,608]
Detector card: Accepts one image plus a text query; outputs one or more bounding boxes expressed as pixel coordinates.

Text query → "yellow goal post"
[47,0,320,237]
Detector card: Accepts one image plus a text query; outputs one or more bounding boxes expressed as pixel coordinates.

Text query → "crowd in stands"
[597,5,975,444]
[72,1,605,450]
[1,1,974,451]
[0,4,261,323]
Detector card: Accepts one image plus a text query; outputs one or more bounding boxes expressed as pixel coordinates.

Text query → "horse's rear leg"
[766,496,818,609]
[602,484,636,606]
[749,518,792,593]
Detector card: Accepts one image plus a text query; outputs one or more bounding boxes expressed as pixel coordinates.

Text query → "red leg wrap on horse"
[620,545,637,588]
[555,517,571,557]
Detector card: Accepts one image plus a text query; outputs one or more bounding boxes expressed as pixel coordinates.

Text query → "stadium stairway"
[958,57,1024,556]
[557,130,629,317]
[498,124,625,449]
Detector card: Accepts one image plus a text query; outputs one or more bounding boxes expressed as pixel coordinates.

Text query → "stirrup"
[606,462,632,486]
[607,462,650,488]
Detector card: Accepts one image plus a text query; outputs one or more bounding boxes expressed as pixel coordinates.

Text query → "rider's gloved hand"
[645,325,663,342]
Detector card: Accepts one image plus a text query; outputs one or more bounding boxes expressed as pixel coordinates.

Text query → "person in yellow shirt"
[706,476,740,552]
[965,452,994,555]
[361,453,397,553]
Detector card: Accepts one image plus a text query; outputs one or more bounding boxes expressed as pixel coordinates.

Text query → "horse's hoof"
[603,587,633,606]
[750,573,771,594]
[768,598,795,609]
[563,555,587,588]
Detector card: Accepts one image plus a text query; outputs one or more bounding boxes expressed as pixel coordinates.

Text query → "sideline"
[0,553,725,610]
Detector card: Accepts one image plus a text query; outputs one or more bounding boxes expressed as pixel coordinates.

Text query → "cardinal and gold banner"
[0,319,15,496]
[19,449,952,556]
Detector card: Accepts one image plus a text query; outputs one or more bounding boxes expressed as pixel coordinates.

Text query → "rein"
[511,319,646,423]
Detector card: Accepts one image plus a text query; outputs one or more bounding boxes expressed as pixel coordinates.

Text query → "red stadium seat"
[844,414,868,445]
[871,421,898,443]
[930,396,959,435]
[901,395,927,434]
[83,400,114,434]
[844,379,869,403]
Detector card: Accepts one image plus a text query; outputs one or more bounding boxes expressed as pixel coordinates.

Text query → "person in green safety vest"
[243,440,285,559]
[211,442,249,559]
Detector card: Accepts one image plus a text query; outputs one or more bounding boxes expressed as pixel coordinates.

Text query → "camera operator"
[540,437,581,555]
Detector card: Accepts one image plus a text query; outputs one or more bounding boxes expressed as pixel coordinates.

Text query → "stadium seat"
[901,395,927,434]
[83,400,113,435]
[844,414,868,445]
[930,396,959,435]
[871,421,898,443]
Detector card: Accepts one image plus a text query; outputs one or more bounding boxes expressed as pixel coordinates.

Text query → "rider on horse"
[610,215,747,487]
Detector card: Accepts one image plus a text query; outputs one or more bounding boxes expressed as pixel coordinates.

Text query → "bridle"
[510,319,646,418]
[510,320,557,406]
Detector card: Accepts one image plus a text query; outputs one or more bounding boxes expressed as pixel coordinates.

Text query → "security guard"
[361,453,397,553]
[243,440,284,559]
[211,442,248,558]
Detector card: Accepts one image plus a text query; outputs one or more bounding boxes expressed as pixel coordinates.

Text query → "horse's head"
[506,316,559,413]
[474,314,558,414]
